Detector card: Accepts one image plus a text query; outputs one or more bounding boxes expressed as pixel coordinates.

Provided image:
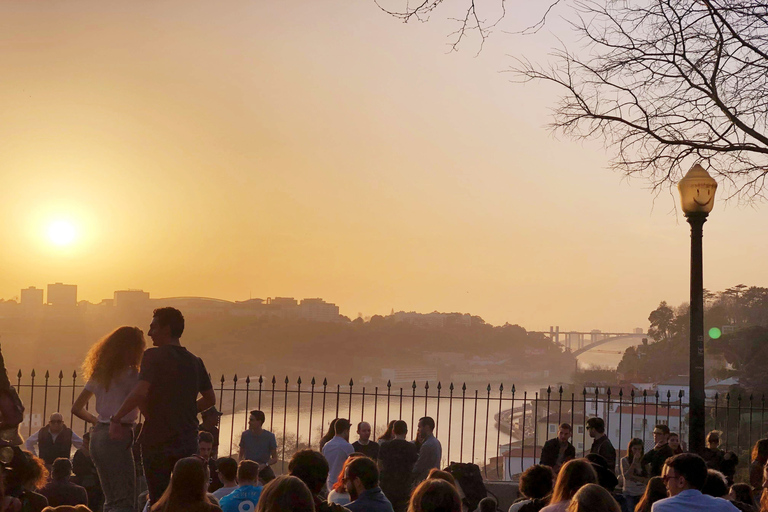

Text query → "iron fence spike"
[31,370,35,378]
[233,374,238,382]
[58,370,63,379]
[297,377,302,385]
[412,381,417,389]
[350,379,354,386]
[220,375,225,383]
[285,376,289,384]
[45,370,49,379]
[272,376,276,384]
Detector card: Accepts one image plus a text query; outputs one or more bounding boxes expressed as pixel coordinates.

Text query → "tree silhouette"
[379,0,768,197]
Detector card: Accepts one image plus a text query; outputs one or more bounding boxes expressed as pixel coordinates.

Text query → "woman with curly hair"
[5,450,49,512]
[72,326,145,512]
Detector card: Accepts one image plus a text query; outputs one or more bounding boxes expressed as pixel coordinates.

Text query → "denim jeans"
[90,423,137,512]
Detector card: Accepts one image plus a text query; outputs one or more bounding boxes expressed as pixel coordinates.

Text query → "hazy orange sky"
[1,1,765,332]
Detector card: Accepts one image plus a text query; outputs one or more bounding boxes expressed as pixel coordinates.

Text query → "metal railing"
[12,370,768,481]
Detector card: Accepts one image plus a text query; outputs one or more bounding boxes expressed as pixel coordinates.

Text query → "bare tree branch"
[379,0,768,198]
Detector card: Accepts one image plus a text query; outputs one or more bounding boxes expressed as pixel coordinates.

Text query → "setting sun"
[47,220,77,246]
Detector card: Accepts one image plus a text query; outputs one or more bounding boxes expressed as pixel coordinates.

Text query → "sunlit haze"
[47,220,77,246]
[1,1,766,331]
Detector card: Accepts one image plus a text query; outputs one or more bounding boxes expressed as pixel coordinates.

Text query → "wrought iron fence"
[12,370,768,481]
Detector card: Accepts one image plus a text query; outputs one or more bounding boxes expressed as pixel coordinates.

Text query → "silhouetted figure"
[199,407,223,460]
[587,417,616,474]
[407,479,460,512]
[702,431,725,471]
[110,308,216,507]
[508,464,553,512]
[378,421,418,512]
[288,449,350,512]
[198,432,221,492]
[40,459,88,508]
[149,457,221,512]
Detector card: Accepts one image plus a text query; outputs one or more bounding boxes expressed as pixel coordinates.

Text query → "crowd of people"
[513,419,768,512]
[2,307,768,512]
[0,308,456,512]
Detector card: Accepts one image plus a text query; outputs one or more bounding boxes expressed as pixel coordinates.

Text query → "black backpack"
[445,462,487,511]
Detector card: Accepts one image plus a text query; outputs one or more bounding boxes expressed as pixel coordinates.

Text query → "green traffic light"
[709,327,722,339]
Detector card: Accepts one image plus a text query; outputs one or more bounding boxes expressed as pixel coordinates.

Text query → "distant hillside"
[2,309,575,385]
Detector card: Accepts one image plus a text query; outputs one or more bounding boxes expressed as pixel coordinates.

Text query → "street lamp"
[677,163,717,455]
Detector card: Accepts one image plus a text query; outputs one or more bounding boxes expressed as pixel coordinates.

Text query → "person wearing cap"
[199,406,222,460]
[25,413,83,467]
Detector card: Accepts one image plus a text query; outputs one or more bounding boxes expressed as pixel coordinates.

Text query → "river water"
[216,336,645,472]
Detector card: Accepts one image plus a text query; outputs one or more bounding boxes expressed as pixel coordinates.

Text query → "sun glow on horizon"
[47,220,77,246]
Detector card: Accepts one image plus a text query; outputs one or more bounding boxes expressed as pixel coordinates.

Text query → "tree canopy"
[379,0,768,197]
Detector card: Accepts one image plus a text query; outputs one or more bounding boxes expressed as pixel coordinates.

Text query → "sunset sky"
[1,0,766,332]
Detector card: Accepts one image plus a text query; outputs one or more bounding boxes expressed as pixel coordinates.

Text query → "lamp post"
[677,164,717,455]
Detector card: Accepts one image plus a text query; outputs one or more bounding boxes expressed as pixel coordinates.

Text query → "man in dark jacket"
[587,417,616,474]
[539,423,575,472]
[641,424,675,477]
[25,412,83,466]
[378,420,418,512]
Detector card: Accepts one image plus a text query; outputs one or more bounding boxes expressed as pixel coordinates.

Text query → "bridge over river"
[529,327,648,359]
